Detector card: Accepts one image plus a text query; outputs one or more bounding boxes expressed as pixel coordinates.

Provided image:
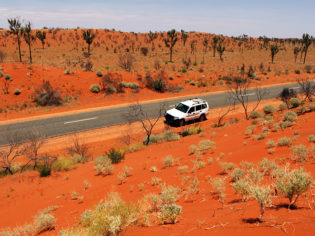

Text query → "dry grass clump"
[284,111,297,122]
[52,158,76,171]
[94,155,114,175]
[230,168,245,182]
[151,177,162,186]
[291,144,310,162]
[163,155,174,168]
[159,184,181,205]
[277,137,292,146]
[308,135,315,143]
[212,178,226,205]
[158,204,182,224]
[232,179,250,201]
[198,139,216,152]
[219,162,235,174]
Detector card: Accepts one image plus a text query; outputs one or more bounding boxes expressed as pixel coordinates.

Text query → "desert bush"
[178,165,189,174]
[89,84,100,93]
[232,179,250,201]
[163,155,174,168]
[34,210,56,233]
[249,185,272,221]
[230,168,245,182]
[240,161,254,170]
[181,126,202,137]
[162,130,180,142]
[140,47,149,56]
[151,177,162,186]
[83,192,139,235]
[259,158,278,176]
[38,163,52,177]
[245,125,256,136]
[96,71,103,77]
[80,210,93,227]
[14,89,21,95]
[158,204,182,224]
[100,72,123,93]
[266,140,276,148]
[278,103,288,111]
[250,111,263,119]
[199,139,216,152]
[150,166,157,172]
[278,137,292,146]
[254,132,267,141]
[284,111,297,122]
[52,158,76,171]
[291,144,309,162]
[276,168,313,208]
[246,168,263,184]
[142,134,161,145]
[279,120,292,130]
[94,155,114,175]
[263,105,277,114]
[219,162,235,174]
[297,106,307,114]
[118,53,135,71]
[212,178,226,204]
[290,97,301,108]
[106,148,125,164]
[33,80,62,106]
[160,184,181,205]
[308,104,315,111]
[71,154,88,164]
[308,135,315,143]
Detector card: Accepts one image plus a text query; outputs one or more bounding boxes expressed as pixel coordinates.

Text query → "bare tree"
[297,78,315,102]
[214,97,235,127]
[67,134,89,158]
[124,102,166,145]
[117,53,135,72]
[0,130,24,174]
[228,77,267,120]
[22,129,46,170]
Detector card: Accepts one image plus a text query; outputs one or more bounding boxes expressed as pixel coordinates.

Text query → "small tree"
[301,33,313,64]
[228,78,267,120]
[293,46,300,63]
[164,29,178,62]
[147,31,158,52]
[117,53,135,72]
[67,134,89,158]
[8,17,23,62]
[125,102,165,145]
[214,96,235,127]
[22,21,35,64]
[0,130,24,174]
[270,44,279,64]
[82,29,95,55]
[202,37,209,62]
[276,168,313,209]
[217,42,225,61]
[36,30,46,49]
[297,78,315,102]
[181,30,188,47]
[211,36,219,57]
[32,80,63,106]
[249,185,272,222]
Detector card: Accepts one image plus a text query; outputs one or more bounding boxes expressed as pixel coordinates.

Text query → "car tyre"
[179,119,185,127]
[199,114,206,122]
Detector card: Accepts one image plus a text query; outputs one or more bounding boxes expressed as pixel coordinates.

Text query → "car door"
[195,105,202,118]
[187,106,196,121]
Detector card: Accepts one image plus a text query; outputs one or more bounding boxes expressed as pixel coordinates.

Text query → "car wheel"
[199,114,206,122]
[179,119,185,126]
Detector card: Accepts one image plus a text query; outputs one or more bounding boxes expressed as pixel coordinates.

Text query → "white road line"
[241,93,255,97]
[64,117,98,125]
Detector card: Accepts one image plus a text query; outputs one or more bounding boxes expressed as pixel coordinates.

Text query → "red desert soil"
[0,101,315,235]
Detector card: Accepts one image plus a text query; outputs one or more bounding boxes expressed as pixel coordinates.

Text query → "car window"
[188,107,195,113]
[175,103,189,113]
[201,104,207,109]
[196,105,202,111]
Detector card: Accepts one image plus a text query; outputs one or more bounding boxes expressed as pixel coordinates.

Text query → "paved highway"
[0,82,309,146]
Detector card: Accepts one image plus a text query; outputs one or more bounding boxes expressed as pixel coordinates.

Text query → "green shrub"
[5,74,12,81]
[14,89,21,95]
[278,103,288,111]
[263,105,277,114]
[38,163,51,177]
[279,120,292,130]
[259,158,278,176]
[249,185,272,221]
[52,158,76,171]
[96,71,103,77]
[34,210,56,232]
[308,104,315,111]
[290,97,301,108]
[219,162,235,174]
[308,135,315,143]
[276,168,313,208]
[291,144,309,162]
[106,148,125,164]
[71,154,89,164]
[89,84,100,93]
[106,85,117,94]
[162,130,180,142]
[246,168,263,184]
[250,111,263,119]
[297,106,307,114]
[94,155,114,175]
[284,111,297,122]
[277,137,292,146]
[163,155,174,168]
[143,134,161,145]
[230,168,245,182]
[232,179,250,201]
[182,126,202,137]
[199,139,216,152]
[160,184,181,205]
[266,140,276,148]
[158,204,182,224]
[295,69,300,74]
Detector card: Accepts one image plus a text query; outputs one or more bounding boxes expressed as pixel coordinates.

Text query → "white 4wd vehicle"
[165,98,209,126]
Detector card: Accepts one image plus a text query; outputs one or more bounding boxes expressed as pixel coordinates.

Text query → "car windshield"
[175,103,189,113]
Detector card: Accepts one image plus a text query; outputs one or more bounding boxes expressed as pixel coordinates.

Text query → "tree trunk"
[28,43,32,64]
[170,47,173,62]
[88,44,91,55]
[17,36,22,62]
[303,51,307,64]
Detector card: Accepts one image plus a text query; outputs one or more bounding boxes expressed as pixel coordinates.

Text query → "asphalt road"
[0,82,311,146]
